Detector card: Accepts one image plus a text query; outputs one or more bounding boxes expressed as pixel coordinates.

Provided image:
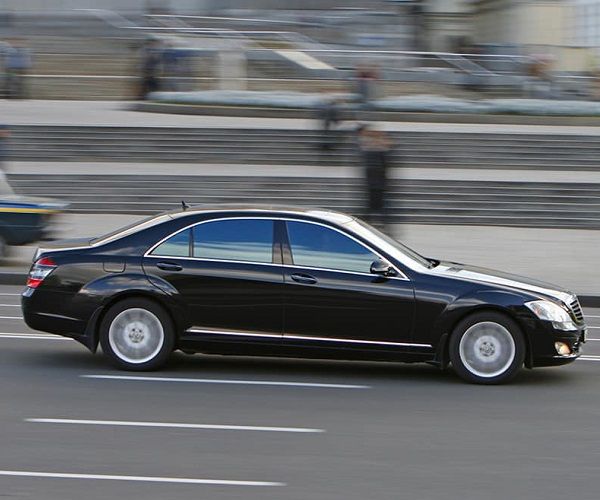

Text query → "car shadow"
[165,351,582,388]
[12,348,585,388]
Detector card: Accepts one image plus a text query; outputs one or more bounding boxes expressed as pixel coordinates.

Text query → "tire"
[449,311,526,385]
[99,298,175,371]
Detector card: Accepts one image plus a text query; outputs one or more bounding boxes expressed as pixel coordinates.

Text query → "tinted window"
[193,219,273,263]
[151,228,190,257]
[287,221,378,273]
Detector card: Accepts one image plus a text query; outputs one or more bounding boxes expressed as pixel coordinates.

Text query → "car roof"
[168,203,355,225]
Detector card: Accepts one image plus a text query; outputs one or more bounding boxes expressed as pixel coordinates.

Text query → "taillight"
[27,257,57,289]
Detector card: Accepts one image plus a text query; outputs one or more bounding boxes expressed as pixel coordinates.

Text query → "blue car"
[0,173,68,257]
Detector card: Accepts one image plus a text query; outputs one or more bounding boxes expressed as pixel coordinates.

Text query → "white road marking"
[26,418,324,433]
[0,332,61,336]
[578,356,600,362]
[0,293,21,296]
[0,316,23,319]
[0,470,284,486]
[81,374,371,389]
[0,334,69,340]
[0,304,21,307]
[586,326,600,329]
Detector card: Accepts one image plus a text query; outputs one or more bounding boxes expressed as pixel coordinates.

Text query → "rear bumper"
[22,287,87,336]
[22,286,103,352]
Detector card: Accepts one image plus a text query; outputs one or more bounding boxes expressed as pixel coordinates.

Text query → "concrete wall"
[472,0,592,70]
[514,3,566,46]
[474,1,569,46]
[424,0,473,51]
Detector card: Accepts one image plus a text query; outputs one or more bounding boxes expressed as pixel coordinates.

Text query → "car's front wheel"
[449,312,526,384]
[100,298,175,371]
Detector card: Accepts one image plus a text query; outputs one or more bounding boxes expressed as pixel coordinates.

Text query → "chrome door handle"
[291,273,317,285]
[156,262,183,272]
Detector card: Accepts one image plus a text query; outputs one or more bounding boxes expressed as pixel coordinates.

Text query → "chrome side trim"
[186,328,432,349]
[186,326,281,339]
[145,216,410,281]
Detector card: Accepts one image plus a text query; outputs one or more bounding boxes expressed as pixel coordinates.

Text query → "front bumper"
[528,320,586,368]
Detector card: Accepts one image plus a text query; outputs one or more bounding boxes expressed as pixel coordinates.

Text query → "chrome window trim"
[144,254,409,281]
[282,263,408,281]
[144,253,409,281]
[186,328,431,348]
[144,216,410,281]
[87,209,427,272]
[144,254,279,269]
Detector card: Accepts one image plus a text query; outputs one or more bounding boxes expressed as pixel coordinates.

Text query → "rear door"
[142,217,284,341]
[281,220,415,349]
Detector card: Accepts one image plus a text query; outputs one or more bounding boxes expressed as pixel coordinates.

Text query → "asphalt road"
[1,283,600,500]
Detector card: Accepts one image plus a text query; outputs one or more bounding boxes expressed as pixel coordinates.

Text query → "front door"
[142,218,284,339]
[281,220,415,349]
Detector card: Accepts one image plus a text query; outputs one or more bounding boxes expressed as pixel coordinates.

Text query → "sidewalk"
[3,213,598,297]
[5,100,600,135]
[9,161,600,184]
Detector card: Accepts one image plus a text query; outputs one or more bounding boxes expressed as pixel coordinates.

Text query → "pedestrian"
[410,0,426,51]
[0,125,10,171]
[354,63,379,107]
[358,125,393,230]
[4,38,32,99]
[0,41,9,98]
[162,39,182,92]
[316,91,341,153]
[139,38,162,99]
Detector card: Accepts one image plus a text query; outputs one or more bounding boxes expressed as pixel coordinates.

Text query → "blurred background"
[1,4,600,500]
[0,0,598,295]
[2,0,600,99]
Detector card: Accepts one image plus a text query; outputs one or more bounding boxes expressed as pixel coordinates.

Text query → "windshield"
[91,213,173,246]
[346,218,433,269]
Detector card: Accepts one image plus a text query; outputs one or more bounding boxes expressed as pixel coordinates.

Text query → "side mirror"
[370,259,397,277]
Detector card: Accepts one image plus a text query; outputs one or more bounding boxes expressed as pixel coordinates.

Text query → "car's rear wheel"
[449,311,525,384]
[100,298,175,371]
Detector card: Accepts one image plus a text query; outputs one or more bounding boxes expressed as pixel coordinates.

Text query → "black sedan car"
[22,204,586,384]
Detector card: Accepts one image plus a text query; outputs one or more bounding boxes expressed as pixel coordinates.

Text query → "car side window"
[286,221,378,274]
[150,228,191,257]
[193,219,274,264]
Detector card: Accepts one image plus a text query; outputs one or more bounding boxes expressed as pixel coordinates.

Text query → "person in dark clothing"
[0,125,9,171]
[358,126,392,230]
[316,93,341,152]
[4,39,32,99]
[354,63,379,107]
[139,38,162,99]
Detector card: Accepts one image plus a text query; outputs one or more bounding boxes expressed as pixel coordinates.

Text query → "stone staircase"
[6,126,600,171]
[7,174,600,229]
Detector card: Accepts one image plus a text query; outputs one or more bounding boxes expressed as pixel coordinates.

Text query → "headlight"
[525,300,577,331]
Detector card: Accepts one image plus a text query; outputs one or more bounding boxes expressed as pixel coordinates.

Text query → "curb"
[1,271,599,307]
[133,102,600,126]
[579,296,600,308]
[0,273,26,286]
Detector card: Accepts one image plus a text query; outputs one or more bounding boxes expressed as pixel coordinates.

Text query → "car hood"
[428,261,574,304]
